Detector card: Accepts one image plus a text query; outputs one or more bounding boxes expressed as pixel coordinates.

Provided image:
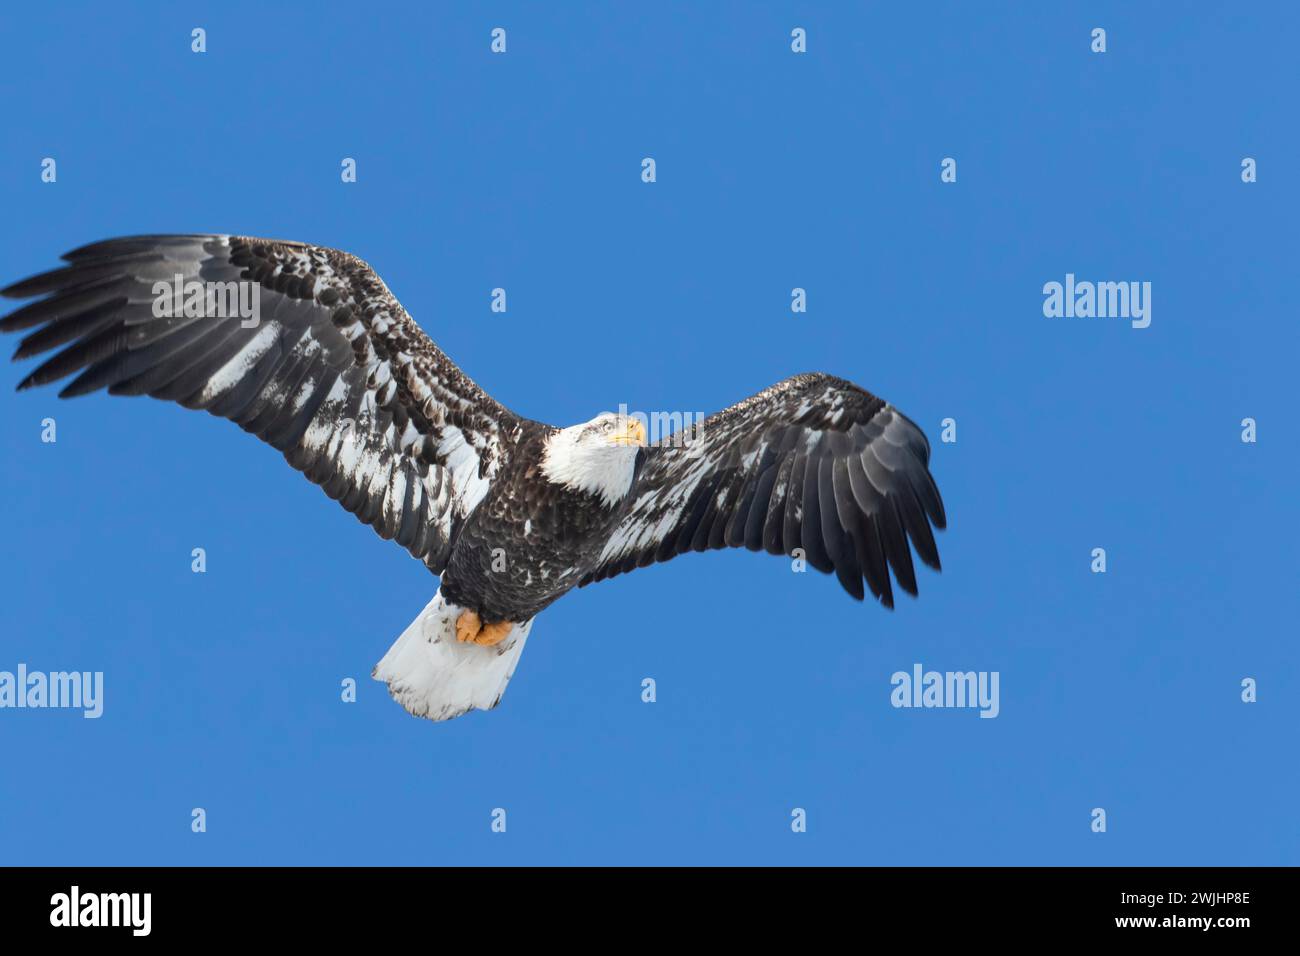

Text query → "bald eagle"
[2,235,947,721]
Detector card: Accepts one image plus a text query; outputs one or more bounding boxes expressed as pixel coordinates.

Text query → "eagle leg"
[474,619,514,647]
[454,610,512,647]
[455,609,482,644]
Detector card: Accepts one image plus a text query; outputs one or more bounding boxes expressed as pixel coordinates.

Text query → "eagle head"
[540,412,647,507]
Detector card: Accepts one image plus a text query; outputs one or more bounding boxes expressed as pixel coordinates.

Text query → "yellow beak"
[611,418,647,447]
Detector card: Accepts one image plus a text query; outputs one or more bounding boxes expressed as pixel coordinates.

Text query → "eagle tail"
[371,590,533,721]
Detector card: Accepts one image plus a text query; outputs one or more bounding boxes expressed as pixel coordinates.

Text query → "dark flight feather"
[1,234,521,573]
[578,373,946,606]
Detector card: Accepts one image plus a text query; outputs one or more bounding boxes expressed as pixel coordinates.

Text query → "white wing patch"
[196,322,278,405]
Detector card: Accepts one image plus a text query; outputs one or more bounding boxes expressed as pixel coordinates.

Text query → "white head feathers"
[540,412,646,508]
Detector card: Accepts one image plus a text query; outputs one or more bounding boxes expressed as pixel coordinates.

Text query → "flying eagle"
[1,235,947,721]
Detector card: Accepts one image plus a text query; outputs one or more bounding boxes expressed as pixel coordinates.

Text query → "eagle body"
[440,419,636,623]
[2,235,948,722]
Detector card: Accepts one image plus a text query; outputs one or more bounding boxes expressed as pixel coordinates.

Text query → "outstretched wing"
[1,235,520,572]
[580,373,946,606]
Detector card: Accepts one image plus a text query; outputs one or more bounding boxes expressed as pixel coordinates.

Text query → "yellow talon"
[455,609,482,644]
[474,620,513,647]
[455,610,512,647]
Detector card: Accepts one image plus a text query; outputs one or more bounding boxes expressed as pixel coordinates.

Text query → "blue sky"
[0,2,1295,865]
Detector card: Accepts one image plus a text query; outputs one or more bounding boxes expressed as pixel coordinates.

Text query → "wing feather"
[2,234,522,572]
[578,373,946,605]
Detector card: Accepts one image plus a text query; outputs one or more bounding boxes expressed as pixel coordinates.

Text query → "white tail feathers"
[372,590,533,722]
